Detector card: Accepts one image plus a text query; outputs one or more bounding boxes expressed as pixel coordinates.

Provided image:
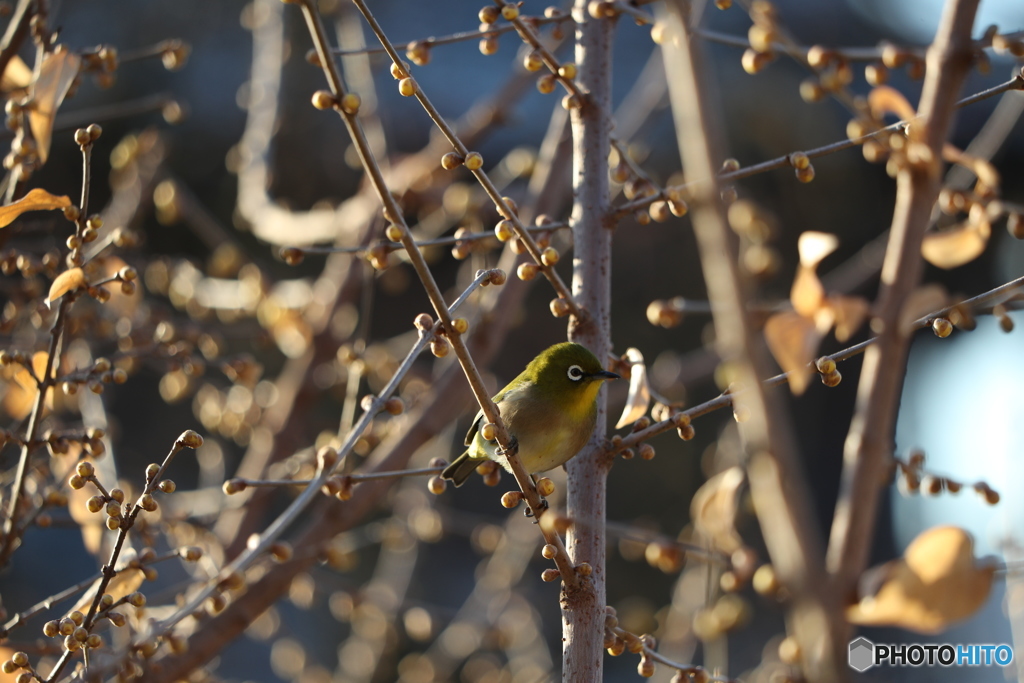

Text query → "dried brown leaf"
[1,55,32,92]
[921,218,991,270]
[797,231,839,270]
[47,267,86,307]
[29,46,82,163]
[847,526,995,633]
[72,565,145,616]
[614,347,651,429]
[791,266,826,317]
[868,85,917,121]
[0,187,73,228]
[690,466,746,553]
[827,295,870,342]
[764,311,824,395]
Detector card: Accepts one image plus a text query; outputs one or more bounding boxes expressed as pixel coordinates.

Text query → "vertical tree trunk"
[563,1,614,680]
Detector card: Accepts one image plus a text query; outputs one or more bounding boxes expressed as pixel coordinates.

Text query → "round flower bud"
[427,476,447,495]
[478,37,499,55]
[542,544,557,559]
[501,491,523,508]
[541,568,560,582]
[398,77,417,97]
[523,51,543,71]
[795,164,815,183]
[464,151,483,170]
[517,263,539,281]
[76,461,95,478]
[441,152,463,170]
[311,90,336,110]
[501,4,519,20]
[222,478,246,495]
[815,357,836,374]
[479,422,497,441]
[821,370,842,387]
[494,219,515,242]
[932,317,953,338]
[536,477,555,496]
[536,74,556,94]
[158,479,176,493]
[479,6,499,23]
[385,224,403,242]
[430,338,450,358]
[557,63,576,80]
[177,430,204,449]
[340,93,361,115]
[549,297,571,318]
[414,313,434,331]
[541,247,559,266]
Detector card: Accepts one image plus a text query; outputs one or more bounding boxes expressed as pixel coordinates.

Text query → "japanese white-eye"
[441,342,620,486]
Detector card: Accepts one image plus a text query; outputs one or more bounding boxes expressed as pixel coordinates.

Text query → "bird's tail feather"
[441,452,478,487]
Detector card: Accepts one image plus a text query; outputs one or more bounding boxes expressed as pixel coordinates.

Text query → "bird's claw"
[524,497,549,521]
[496,436,519,459]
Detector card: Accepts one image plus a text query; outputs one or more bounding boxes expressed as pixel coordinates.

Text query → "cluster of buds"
[80,44,120,89]
[728,198,782,279]
[741,0,779,75]
[892,448,1000,504]
[815,356,841,387]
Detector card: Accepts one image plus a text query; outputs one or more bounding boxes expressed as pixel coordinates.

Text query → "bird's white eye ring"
[567,365,583,381]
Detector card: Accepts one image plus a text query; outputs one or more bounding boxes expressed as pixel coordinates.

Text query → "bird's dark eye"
[567,365,583,381]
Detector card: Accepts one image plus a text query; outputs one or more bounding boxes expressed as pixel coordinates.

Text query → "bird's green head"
[523,342,620,411]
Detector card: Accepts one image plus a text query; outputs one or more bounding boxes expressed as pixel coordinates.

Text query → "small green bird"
[441,342,620,486]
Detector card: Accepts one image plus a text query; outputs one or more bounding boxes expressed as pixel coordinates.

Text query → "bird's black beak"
[590,370,620,381]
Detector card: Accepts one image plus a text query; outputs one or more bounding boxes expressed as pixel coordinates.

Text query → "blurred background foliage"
[2,0,1024,681]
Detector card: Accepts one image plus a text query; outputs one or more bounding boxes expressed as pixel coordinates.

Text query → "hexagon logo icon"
[849,637,875,672]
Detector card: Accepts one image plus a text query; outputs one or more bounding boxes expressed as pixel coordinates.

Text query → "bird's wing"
[463,409,485,447]
[463,376,529,447]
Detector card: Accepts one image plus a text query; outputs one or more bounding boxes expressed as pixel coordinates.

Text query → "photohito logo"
[848,637,1013,672]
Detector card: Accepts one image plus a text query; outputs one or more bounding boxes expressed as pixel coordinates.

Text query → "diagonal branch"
[659,1,845,679]
[826,0,982,602]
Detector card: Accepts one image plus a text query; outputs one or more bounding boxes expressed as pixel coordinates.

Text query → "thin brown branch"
[614,73,1024,218]
[825,0,982,604]
[331,0,580,588]
[616,273,1024,453]
[660,1,845,679]
[330,13,570,56]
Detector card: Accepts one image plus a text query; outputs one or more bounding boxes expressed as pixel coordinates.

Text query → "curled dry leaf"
[72,564,146,616]
[797,231,839,269]
[614,347,651,429]
[792,231,837,318]
[29,46,82,164]
[868,85,917,121]
[1,351,51,418]
[47,267,87,307]
[764,311,824,395]
[943,144,999,195]
[0,187,73,228]
[0,55,32,92]
[827,295,870,342]
[791,266,826,318]
[922,218,991,270]
[765,231,868,392]
[690,466,746,553]
[847,526,995,633]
